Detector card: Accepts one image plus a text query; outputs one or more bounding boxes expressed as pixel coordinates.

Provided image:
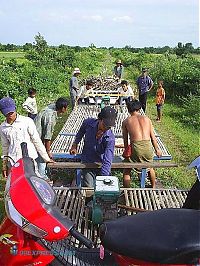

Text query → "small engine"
[92,176,120,225]
[100,95,110,109]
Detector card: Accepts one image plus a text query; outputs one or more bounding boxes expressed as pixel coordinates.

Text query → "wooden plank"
[129,190,136,208]
[133,189,140,208]
[165,190,176,208]
[170,190,182,207]
[57,189,68,211]
[161,190,171,208]
[157,190,167,208]
[61,190,72,216]
[145,190,153,210]
[149,190,159,210]
[141,190,149,210]
[124,189,131,215]
[137,190,144,209]
[48,161,178,169]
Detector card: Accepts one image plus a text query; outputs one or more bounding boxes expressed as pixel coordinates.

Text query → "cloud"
[113,15,133,23]
[37,10,70,23]
[82,15,103,22]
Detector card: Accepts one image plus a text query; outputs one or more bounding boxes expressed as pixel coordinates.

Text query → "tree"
[34,32,48,53]
[23,43,33,51]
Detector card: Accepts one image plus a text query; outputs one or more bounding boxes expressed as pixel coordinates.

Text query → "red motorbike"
[0,143,199,266]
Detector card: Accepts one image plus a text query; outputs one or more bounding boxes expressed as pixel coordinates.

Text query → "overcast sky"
[0,0,199,48]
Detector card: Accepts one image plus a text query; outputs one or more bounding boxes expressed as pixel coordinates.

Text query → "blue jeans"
[82,169,101,187]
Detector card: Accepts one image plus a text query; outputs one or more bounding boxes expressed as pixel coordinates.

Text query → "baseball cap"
[99,106,117,127]
[0,97,16,116]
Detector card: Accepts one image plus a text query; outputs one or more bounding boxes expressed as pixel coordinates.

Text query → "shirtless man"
[122,99,162,188]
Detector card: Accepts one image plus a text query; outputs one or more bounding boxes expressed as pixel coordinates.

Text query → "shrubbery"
[0,34,199,130]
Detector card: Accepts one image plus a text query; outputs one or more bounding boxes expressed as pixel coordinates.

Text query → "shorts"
[130,140,153,163]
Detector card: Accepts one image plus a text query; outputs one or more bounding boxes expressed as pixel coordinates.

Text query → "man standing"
[0,97,52,178]
[34,97,68,179]
[113,60,124,82]
[122,100,162,188]
[69,67,81,109]
[136,67,153,113]
[69,106,117,187]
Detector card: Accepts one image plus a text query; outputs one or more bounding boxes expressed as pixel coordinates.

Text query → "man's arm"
[128,86,135,99]
[28,119,51,162]
[122,120,129,148]
[71,77,79,91]
[148,77,154,91]
[69,119,87,155]
[0,130,10,178]
[101,137,115,176]
[44,139,52,159]
[162,88,166,103]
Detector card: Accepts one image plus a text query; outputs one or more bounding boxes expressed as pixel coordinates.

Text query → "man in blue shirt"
[69,106,117,187]
[136,68,153,113]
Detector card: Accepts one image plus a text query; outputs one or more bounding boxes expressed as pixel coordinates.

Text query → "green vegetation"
[0,52,25,58]
[0,34,199,222]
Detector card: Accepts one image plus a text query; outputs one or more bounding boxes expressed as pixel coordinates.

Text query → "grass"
[0,51,25,58]
[146,96,198,188]
[0,51,27,64]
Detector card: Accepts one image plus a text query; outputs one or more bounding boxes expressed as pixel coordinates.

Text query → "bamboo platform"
[51,105,171,159]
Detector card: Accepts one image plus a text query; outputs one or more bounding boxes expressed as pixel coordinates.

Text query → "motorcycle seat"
[100,208,200,264]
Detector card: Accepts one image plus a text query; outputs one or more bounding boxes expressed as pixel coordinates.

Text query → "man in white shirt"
[116,80,134,106]
[0,97,53,179]
[76,80,95,105]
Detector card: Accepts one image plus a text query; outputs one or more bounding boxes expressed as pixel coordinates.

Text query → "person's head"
[86,80,93,90]
[121,80,128,92]
[142,67,148,76]
[116,59,122,66]
[158,80,163,87]
[127,99,142,114]
[98,106,117,131]
[55,97,68,114]
[28,88,37,98]
[73,67,81,76]
[0,97,17,122]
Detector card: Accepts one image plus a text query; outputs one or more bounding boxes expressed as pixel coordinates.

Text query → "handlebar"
[70,227,93,249]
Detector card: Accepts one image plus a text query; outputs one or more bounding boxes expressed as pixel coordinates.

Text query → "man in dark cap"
[136,67,154,113]
[69,106,117,187]
[0,97,53,178]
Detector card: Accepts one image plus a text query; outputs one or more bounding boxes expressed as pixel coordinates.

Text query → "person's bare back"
[123,113,151,143]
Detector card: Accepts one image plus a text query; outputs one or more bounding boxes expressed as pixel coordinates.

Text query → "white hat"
[73,67,81,74]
